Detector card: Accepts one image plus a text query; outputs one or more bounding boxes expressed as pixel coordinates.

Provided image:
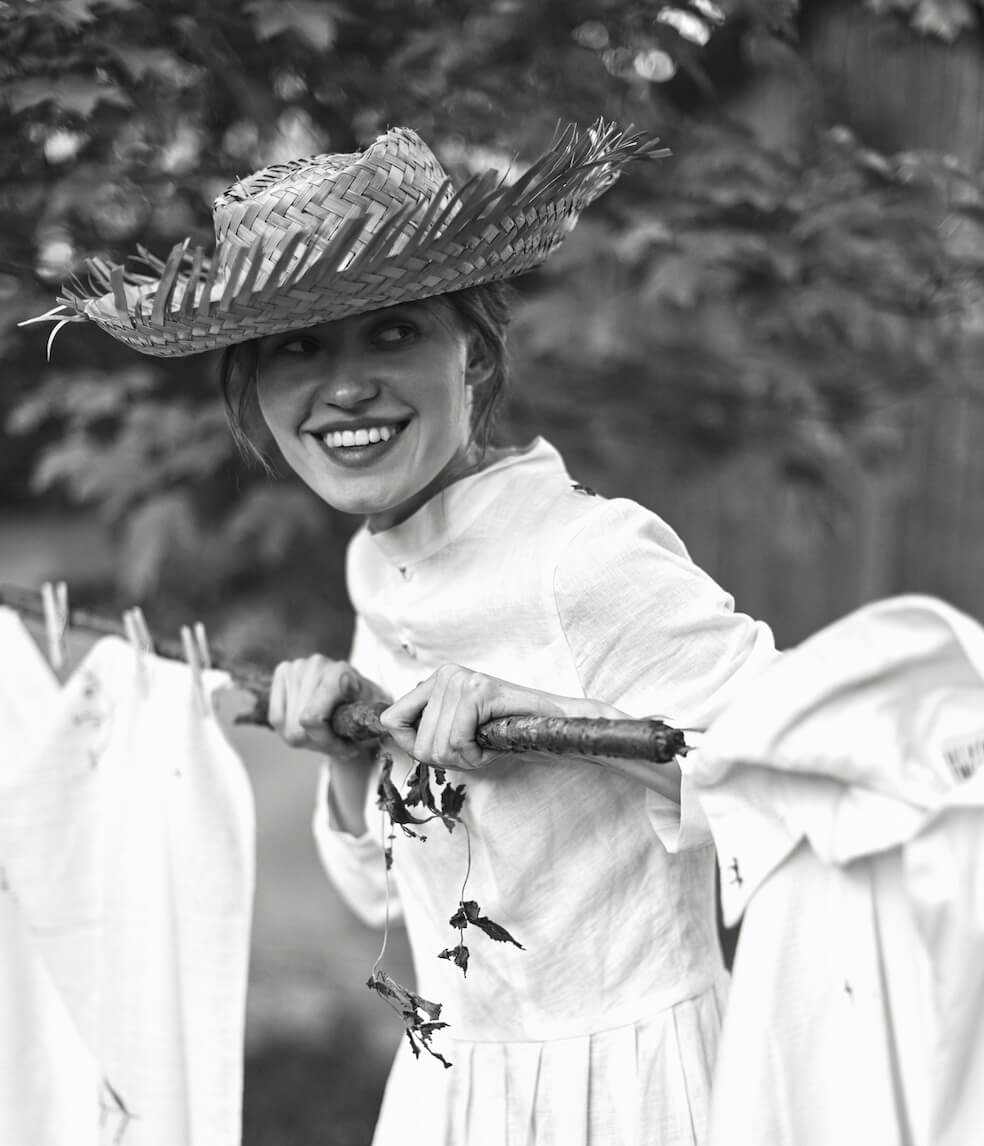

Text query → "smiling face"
[255,298,489,531]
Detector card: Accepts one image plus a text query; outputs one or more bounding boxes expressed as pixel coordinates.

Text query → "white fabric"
[313,438,778,1145]
[0,608,103,1146]
[689,594,984,1146]
[0,630,255,1146]
[0,606,61,758]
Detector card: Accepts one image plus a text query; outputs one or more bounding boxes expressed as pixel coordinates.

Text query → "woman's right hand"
[268,655,387,764]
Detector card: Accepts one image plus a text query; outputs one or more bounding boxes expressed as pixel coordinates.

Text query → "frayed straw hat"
[23,119,666,358]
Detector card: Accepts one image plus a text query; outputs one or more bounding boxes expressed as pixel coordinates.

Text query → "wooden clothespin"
[122,606,153,694]
[40,580,69,671]
[193,621,212,670]
[180,623,211,717]
[129,606,153,653]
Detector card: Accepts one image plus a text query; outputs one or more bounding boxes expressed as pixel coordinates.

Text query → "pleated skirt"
[371,976,728,1146]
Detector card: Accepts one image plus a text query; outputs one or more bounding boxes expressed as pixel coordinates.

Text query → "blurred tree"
[1,0,982,655]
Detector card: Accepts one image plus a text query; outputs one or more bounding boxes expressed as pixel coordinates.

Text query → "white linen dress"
[313,438,778,1146]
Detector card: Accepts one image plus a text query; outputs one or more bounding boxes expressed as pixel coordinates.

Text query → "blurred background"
[1,0,982,1141]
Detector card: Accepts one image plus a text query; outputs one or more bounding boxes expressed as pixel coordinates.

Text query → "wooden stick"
[0,582,686,763]
[328,699,688,763]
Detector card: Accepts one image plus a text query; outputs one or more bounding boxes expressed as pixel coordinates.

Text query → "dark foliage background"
[3,0,982,659]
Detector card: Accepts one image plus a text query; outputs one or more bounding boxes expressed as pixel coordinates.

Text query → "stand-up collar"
[365,437,569,568]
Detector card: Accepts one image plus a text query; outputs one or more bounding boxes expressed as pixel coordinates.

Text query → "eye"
[276,336,320,356]
[370,321,417,347]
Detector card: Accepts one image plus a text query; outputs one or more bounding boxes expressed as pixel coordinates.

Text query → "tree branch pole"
[0,583,687,764]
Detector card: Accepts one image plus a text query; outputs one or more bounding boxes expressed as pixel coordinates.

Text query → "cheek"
[255,377,297,443]
[422,386,469,453]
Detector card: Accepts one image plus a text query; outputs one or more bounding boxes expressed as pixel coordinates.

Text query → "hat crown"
[210,128,450,276]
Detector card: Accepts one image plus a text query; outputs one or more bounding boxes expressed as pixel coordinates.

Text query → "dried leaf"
[449,899,524,948]
[404,761,435,809]
[438,943,470,975]
[470,915,525,949]
[448,902,472,930]
[440,782,467,821]
[376,754,431,835]
[367,970,452,1068]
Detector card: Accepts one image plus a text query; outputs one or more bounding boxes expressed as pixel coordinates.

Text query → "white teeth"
[323,423,401,449]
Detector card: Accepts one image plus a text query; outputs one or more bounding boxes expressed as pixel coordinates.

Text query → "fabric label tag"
[940,730,984,782]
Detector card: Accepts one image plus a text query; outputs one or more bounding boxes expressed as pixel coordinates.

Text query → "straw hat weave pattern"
[25,120,667,358]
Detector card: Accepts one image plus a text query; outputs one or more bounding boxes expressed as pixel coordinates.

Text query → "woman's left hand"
[379,665,621,771]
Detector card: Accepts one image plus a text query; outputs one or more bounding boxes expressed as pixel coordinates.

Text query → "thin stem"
[458,820,473,907]
[371,810,392,977]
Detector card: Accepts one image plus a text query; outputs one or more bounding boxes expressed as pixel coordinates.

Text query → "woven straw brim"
[42,121,667,358]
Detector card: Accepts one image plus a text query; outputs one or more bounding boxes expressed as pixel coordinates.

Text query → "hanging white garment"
[688,595,984,1146]
[0,607,103,1146]
[0,630,255,1146]
[0,605,61,757]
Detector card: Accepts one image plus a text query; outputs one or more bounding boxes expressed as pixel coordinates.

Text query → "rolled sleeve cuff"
[311,765,399,928]
[645,774,713,853]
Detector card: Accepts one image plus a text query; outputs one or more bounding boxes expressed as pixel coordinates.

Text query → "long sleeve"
[310,614,402,929]
[553,498,779,851]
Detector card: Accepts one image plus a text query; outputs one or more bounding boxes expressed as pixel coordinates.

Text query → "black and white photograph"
[1,2,982,1144]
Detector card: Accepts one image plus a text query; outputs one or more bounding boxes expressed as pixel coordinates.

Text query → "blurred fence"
[659,389,984,648]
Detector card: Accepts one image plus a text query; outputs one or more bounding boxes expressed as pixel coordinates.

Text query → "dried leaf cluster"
[368,753,525,1066]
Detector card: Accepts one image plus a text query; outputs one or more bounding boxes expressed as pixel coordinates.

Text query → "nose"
[315,352,381,410]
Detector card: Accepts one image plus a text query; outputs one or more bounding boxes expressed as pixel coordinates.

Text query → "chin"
[318,482,416,521]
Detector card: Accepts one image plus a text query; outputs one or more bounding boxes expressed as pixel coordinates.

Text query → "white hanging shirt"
[689,595,984,1146]
[0,608,102,1146]
[313,438,779,1146]
[0,632,255,1146]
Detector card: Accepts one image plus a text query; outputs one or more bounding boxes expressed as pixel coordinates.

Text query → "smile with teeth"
[322,423,406,449]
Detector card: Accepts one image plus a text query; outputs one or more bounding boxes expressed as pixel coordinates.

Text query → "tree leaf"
[5,74,131,118]
[247,0,342,51]
[111,46,201,87]
[910,0,978,41]
[49,0,100,31]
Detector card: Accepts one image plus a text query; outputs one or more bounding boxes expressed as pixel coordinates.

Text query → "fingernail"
[339,671,355,698]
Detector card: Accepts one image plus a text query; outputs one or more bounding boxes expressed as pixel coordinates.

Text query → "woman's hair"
[218,281,514,471]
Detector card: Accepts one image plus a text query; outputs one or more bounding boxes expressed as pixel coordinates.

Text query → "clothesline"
[0,581,687,763]
[0,578,273,703]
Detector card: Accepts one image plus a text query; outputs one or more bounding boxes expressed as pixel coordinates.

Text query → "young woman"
[33,123,778,1144]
